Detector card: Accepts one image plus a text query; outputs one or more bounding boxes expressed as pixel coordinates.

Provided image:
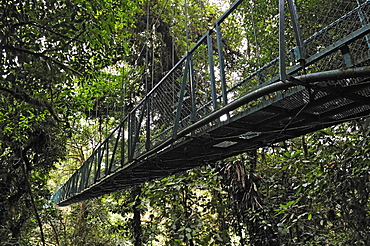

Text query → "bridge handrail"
[89,0,370,159]
[52,0,370,205]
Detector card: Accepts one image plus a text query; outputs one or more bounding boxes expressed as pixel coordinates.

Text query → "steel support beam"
[189,53,197,123]
[207,31,218,110]
[216,23,228,106]
[287,0,306,62]
[279,0,287,82]
[173,55,190,139]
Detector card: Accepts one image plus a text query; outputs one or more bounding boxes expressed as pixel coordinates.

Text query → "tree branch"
[41,30,86,54]
[21,150,46,246]
[11,20,87,59]
[0,86,66,124]
[1,44,83,76]
[12,21,71,40]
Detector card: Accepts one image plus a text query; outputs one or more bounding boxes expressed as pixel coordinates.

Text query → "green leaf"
[281,165,289,171]
[307,213,313,220]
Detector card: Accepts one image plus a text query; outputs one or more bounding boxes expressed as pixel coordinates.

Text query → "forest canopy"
[1,0,369,245]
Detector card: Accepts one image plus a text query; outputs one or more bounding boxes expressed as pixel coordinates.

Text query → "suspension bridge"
[53,0,370,206]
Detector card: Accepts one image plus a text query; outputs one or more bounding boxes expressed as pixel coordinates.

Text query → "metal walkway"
[53,0,370,206]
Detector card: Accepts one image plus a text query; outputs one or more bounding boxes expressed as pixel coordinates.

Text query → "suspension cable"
[145,0,150,93]
[153,0,170,28]
[185,0,190,50]
[250,0,260,66]
[152,24,155,90]
[133,0,170,71]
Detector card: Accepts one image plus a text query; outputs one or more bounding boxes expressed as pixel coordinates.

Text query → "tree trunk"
[182,186,194,246]
[215,190,231,245]
[245,150,280,246]
[132,185,143,246]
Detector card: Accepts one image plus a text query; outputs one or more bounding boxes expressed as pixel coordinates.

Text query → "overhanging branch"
[1,44,83,76]
[12,21,71,40]
[0,86,66,124]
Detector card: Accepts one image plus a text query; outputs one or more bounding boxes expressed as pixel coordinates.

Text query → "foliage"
[0,0,137,244]
[0,90,67,245]
[140,166,231,245]
[1,0,370,245]
[250,122,370,245]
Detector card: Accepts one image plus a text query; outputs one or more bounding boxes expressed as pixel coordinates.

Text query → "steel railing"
[52,0,370,205]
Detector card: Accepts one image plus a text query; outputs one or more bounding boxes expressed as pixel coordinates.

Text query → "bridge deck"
[56,70,370,206]
[53,0,370,206]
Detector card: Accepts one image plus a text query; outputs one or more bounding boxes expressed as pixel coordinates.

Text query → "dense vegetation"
[1,0,369,245]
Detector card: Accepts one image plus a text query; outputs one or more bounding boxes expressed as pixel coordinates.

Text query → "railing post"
[121,121,126,165]
[71,173,77,195]
[79,163,86,191]
[84,158,92,188]
[279,0,287,83]
[189,53,197,123]
[146,97,151,150]
[95,148,102,182]
[105,141,109,176]
[132,102,148,158]
[207,31,218,110]
[356,1,370,50]
[128,113,133,162]
[67,176,72,198]
[287,0,306,65]
[340,45,354,67]
[216,23,228,106]
[70,174,74,196]
[109,126,122,172]
[90,154,96,184]
[173,55,190,139]
[65,180,70,198]
[76,170,82,193]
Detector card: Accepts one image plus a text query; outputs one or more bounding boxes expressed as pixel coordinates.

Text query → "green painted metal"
[52,0,370,206]
[189,53,197,123]
[279,0,287,83]
[132,100,148,158]
[207,31,218,111]
[216,23,228,106]
[146,98,151,151]
[356,0,370,48]
[127,113,133,162]
[287,0,305,63]
[173,55,190,139]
